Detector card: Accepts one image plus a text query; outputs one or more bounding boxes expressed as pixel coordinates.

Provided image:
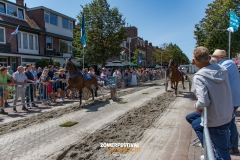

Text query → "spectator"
[36,67,42,80]
[39,69,49,105]
[52,72,62,102]
[48,65,54,79]
[12,66,28,112]
[25,64,38,108]
[59,69,67,102]
[0,67,13,114]
[211,49,240,153]
[7,66,13,75]
[191,46,232,160]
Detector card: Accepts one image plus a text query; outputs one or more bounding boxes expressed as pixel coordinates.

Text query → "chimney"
[149,43,152,47]
[145,40,148,46]
[16,0,24,6]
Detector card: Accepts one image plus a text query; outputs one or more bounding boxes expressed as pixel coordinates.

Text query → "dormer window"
[7,4,17,17]
[0,3,24,19]
[18,8,24,19]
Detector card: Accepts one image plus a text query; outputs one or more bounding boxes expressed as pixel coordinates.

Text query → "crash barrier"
[0,73,164,109]
[203,107,215,160]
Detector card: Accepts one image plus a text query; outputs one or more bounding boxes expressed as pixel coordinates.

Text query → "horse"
[168,59,185,95]
[64,57,99,106]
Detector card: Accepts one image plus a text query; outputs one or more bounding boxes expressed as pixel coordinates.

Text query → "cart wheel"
[189,81,192,92]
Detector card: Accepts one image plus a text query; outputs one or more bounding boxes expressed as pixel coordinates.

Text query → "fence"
[0,73,165,109]
[203,107,215,160]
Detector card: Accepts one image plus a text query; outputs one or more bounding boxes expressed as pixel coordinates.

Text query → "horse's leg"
[175,80,178,95]
[86,86,94,101]
[79,89,82,107]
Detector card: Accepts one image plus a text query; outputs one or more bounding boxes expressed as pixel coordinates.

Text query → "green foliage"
[194,0,240,58]
[53,60,61,67]
[73,0,126,66]
[153,43,190,66]
[35,59,49,69]
[132,49,139,64]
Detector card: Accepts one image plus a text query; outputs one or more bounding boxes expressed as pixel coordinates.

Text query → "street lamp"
[127,37,138,63]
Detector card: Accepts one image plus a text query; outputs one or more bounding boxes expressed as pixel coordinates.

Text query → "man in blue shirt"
[25,64,38,109]
[212,49,240,154]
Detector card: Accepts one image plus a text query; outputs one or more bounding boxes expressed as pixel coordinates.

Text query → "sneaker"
[27,105,32,109]
[22,106,29,111]
[230,147,239,154]
[32,103,38,107]
[200,155,204,160]
[59,99,63,102]
[4,102,10,107]
[0,109,8,115]
[13,108,17,112]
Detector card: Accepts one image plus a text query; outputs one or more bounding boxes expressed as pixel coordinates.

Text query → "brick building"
[0,0,76,71]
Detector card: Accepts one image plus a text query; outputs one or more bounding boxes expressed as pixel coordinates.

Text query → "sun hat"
[211,49,227,58]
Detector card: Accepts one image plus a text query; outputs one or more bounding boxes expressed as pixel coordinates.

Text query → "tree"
[152,43,190,66]
[132,49,139,64]
[73,0,126,66]
[35,59,49,69]
[53,60,61,67]
[194,0,240,58]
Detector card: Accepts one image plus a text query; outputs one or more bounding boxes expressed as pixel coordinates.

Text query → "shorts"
[60,83,67,91]
[0,88,6,98]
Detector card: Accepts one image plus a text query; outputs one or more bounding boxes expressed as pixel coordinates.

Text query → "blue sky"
[10,0,213,60]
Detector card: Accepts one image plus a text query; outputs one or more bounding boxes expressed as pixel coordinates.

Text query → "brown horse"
[64,57,99,106]
[168,59,185,95]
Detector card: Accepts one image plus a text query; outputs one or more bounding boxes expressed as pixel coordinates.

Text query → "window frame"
[50,13,58,26]
[46,37,53,50]
[0,27,6,44]
[6,4,17,17]
[59,39,72,54]
[29,34,34,50]
[18,8,24,19]
[45,12,50,23]
[0,2,6,14]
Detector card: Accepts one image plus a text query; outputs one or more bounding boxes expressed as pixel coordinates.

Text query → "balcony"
[0,43,11,53]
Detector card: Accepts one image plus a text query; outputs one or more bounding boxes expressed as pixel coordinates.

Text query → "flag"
[138,57,142,63]
[80,13,86,47]
[229,11,240,32]
[11,25,19,35]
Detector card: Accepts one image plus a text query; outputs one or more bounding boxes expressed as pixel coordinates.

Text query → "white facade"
[45,21,73,38]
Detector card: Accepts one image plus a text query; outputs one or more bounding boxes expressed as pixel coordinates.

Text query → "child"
[39,69,49,105]
[46,76,55,103]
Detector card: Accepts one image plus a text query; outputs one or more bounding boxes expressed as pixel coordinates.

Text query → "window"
[45,12,58,26]
[62,18,69,29]
[45,12,49,23]
[46,37,53,50]
[0,2,5,13]
[29,35,33,50]
[35,35,38,50]
[23,33,28,49]
[17,32,21,48]
[60,40,72,54]
[50,13,58,25]
[18,8,24,19]
[0,27,5,43]
[69,21,73,30]
[7,4,17,17]
[62,18,73,30]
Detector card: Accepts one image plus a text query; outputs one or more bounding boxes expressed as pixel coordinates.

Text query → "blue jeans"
[26,84,34,104]
[209,122,231,160]
[229,106,239,149]
[186,112,203,146]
